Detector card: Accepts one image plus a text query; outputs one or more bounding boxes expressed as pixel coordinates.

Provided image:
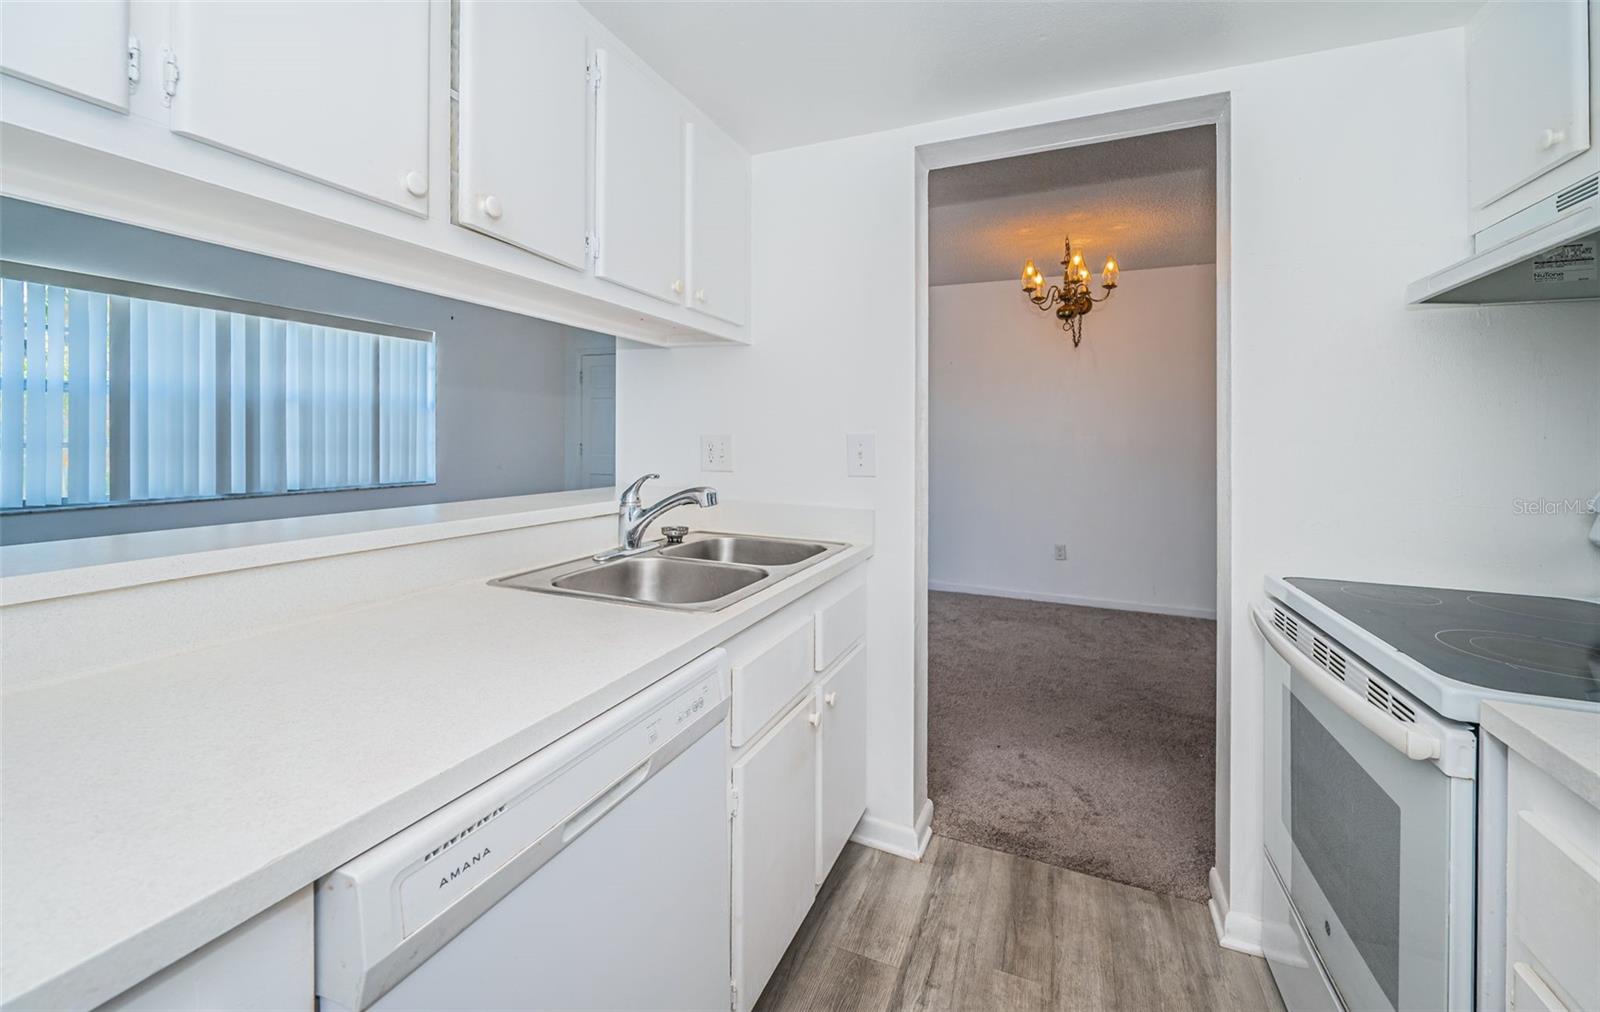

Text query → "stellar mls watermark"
[1512,496,1598,516]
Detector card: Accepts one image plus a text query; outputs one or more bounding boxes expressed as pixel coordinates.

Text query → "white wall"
[619,28,1600,926]
[929,268,1217,617]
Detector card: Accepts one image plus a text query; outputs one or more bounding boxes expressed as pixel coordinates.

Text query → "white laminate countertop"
[1481,701,1600,809]
[0,540,871,1010]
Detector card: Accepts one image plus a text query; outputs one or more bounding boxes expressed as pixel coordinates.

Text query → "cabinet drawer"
[815,586,867,672]
[730,619,814,747]
[1514,809,1600,1010]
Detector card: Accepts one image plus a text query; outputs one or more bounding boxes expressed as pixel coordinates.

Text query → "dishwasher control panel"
[314,650,729,1012]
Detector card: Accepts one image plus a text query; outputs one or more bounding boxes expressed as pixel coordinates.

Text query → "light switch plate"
[700,435,732,472]
[846,433,876,477]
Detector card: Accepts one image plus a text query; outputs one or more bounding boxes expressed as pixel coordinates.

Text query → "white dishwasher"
[315,649,731,1012]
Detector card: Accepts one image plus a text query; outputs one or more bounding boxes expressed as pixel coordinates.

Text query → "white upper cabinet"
[169,1,431,215]
[1466,0,1592,210]
[0,1,130,112]
[455,1,588,268]
[686,118,751,326]
[594,47,685,304]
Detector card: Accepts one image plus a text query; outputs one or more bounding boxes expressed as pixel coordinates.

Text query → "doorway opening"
[922,119,1223,902]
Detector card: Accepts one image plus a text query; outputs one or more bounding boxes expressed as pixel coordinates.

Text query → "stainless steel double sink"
[491,532,846,612]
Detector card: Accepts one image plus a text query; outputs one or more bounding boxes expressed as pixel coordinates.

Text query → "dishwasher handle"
[1252,604,1441,762]
[562,758,652,844]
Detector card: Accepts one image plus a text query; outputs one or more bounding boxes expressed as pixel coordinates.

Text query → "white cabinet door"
[816,646,867,884]
[594,47,684,304]
[1467,0,1592,209]
[732,697,817,1011]
[169,1,431,215]
[0,0,129,112]
[686,118,750,326]
[455,0,588,268]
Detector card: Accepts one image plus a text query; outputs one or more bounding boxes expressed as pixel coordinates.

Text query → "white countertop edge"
[1481,700,1600,809]
[0,489,617,607]
[2,541,872,1011]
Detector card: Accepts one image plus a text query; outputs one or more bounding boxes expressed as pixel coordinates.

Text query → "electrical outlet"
[699,435,732,472]
[1054,544,1069,561]
[846,433,876,477]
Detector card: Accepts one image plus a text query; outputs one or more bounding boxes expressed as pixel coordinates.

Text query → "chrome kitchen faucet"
[595,473,718,562]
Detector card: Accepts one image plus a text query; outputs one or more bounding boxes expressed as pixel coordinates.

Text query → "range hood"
[1407,175,1599,306]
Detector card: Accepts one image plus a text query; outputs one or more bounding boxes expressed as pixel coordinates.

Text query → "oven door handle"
[1252,604,1442,762]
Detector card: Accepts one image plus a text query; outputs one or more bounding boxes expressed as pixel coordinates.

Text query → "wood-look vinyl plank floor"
[754,837,1285,1012]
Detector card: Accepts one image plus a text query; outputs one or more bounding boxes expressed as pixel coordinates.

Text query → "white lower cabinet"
[96,888,313,1011]
[732,696,820,1011]
[816,646,868,884]
[729,577,868,1011]
[1504,751,1600,1012]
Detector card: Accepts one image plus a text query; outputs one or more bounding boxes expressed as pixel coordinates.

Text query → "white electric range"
[1255,576,1600,1012]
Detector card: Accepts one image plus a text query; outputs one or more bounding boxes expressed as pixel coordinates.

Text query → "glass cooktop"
[1286,578,1600,703]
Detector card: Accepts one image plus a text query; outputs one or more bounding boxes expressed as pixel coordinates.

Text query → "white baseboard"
[851,798,934,861]
[927,580,1217,620]
[1208,865,1264,956]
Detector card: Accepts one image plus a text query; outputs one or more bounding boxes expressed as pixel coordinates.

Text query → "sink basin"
[491,531,847,611]
[550,557,766,605]
[659,535,828,567]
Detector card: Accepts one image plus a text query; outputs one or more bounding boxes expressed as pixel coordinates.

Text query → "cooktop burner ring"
[1464,593,1600,627]
[1433,628,1600,680]
[1338,584,1445,606]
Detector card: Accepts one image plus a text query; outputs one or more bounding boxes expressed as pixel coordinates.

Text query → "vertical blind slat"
[87,292,109,503]
[67,290,90,503]
[23,283,46,503]
[1,280,25,507]
[198,309,217,498]
[42,286,66,505]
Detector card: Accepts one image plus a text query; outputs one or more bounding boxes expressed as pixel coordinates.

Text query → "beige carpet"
[928,590,1216,902]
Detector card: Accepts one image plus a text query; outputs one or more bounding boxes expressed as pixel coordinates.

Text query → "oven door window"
[1276,671,1455,1012]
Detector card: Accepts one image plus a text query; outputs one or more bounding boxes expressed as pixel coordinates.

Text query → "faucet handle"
[619,473,658,506]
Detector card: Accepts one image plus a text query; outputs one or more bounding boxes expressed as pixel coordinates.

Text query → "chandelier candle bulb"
[1018,234,1121,349]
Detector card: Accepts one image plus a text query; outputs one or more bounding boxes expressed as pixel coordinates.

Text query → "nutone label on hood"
[1532,241,1597,284]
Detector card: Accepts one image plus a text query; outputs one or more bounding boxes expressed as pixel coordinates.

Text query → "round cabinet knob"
[480,194,503,220]
[1540,127,1567,151]
[807,711,820,728]
[824,691,838,707]
[402,171,428,198]
[695,288,707,303]
[671,279,684,295]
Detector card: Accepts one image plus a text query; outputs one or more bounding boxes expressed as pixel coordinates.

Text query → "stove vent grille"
[1310,638,1347,681]
[1365,678,1417,724]
[1273,608,1299,640]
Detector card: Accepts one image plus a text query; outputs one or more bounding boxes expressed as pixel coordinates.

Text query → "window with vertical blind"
[0,262,436,512]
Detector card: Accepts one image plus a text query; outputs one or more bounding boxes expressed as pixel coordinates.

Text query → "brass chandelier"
[1020,236,1119,347]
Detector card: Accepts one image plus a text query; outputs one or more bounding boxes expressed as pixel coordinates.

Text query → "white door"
[733,697,818,1012]
[594,48,684,304]
[815,646,867,884]
[1467,1,1591,208]
[578,352,615,488]
[455,0,588,268]
[169,1,431,214]
[686,118,751,326]
[0,0,130,112]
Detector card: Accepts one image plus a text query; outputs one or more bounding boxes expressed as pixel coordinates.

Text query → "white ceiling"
[929,126,1217,286]
[580,1,1482,153]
